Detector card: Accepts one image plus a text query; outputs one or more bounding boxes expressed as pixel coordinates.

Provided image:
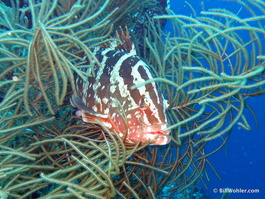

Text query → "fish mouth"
[126,123,171,145]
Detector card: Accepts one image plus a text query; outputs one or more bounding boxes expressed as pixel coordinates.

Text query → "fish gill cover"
[0,0,265,198]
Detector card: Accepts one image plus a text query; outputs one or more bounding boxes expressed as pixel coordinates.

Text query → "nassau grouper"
[71,28,170,145]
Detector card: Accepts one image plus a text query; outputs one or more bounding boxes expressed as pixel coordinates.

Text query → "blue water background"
[168,0,265,198]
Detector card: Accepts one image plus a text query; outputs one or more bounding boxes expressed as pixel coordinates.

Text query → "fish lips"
[126,123,171,145]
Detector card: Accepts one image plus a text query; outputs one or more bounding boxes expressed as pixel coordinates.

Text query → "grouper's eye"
[139,96,147,110]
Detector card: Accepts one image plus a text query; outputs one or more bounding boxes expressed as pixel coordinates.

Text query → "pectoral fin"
[71,96,108,118]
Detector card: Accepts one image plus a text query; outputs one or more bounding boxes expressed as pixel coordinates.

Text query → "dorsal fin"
[113,26,136,55]
[115,27,132,51]
[96,27,136,55]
